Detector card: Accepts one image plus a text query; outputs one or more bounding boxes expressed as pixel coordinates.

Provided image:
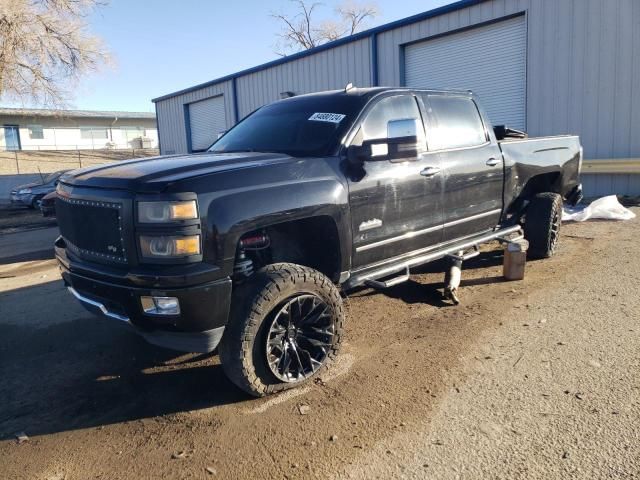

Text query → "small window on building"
[28,125,44,140]
[422,95,487,150]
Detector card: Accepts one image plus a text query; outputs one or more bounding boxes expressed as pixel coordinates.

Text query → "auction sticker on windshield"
[308,112,346,123]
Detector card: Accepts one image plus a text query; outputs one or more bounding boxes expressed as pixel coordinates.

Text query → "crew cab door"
[346,94,444,268]
[420,94,504,241]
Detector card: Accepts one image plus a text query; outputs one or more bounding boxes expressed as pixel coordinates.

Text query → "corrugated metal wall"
[375,0,639,196]
[155,81,234,155]
[236,38,371,118]
[404,14,527,130]
[154,0,640,196]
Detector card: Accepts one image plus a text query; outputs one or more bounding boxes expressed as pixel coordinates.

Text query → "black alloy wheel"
[265,294,335,382]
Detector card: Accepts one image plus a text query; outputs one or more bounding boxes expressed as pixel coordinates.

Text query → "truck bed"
[499,135,582,209]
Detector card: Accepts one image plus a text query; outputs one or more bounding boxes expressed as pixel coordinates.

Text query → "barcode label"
[308,112,346,123]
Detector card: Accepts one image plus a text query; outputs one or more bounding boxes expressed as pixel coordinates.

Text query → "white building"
[153,0,640,197]
[0,108,158,151]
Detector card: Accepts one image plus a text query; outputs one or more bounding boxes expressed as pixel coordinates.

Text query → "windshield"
[209,94,363,157]
[43,171,64,183]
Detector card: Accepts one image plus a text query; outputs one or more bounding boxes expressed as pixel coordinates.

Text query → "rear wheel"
[219,263,344,397]
[524,192,563,259]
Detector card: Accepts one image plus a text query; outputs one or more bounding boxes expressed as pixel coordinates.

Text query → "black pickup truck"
[55,87,582,396]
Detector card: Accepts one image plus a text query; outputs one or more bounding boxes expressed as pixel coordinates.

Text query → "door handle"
[486,157,502,167]
[420,166,441,177]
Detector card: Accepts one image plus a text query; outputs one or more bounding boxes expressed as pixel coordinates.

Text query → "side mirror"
[384,135,419,161]
[348,135,419,165]
[347,118,422,166]
[493,125,527,140]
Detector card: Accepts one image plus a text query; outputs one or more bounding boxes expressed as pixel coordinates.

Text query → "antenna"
[344,82,355,92]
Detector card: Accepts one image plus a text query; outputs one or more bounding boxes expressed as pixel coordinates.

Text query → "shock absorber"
[234,249,254,279]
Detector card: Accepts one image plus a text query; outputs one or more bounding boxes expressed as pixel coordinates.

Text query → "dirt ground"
[0,213,638,480]
[0,206,56,235]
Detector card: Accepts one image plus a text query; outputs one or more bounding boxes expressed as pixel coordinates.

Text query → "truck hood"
[59,152,298,192]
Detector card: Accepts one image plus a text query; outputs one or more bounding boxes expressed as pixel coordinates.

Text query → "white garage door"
[405,15,526,131]
[188,95,226,151]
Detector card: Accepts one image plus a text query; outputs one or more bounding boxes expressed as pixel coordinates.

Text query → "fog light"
[141,296,180,315]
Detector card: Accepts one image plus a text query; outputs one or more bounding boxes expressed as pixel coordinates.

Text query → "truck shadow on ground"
[0,282,248,439]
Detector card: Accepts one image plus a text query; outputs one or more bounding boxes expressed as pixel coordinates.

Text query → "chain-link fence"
[0,148,160,175]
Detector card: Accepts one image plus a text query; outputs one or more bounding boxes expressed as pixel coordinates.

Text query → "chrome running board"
[347,225,523,290]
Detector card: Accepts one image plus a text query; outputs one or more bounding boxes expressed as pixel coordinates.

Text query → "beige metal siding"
[155,81,234,155]
[236,38,371,118]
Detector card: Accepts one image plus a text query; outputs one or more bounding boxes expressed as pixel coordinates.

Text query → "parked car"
[40,191,57,217]
[10,170,70,209]
[54,87,582,397]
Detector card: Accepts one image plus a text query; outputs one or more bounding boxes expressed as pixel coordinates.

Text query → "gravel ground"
[0,212,638,480]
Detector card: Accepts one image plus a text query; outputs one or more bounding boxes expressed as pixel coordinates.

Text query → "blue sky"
[76,0,451,112]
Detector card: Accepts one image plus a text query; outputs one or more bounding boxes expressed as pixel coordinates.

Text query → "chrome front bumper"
[68,286,225,353]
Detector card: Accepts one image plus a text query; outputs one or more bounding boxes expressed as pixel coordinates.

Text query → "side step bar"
[348,225,523,290]
[446,245,480,262]
[365,266,410,289]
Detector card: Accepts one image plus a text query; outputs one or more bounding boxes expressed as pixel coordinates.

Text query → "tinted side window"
[359,95,425,143]
[423,95,487,150]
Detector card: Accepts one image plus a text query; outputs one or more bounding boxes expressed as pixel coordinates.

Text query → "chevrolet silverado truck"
[55,87,582,396]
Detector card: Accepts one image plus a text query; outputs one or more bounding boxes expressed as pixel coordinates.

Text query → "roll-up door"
[188,95,226,151]
[404,15,527,130]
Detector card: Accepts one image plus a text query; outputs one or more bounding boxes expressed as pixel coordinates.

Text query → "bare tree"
[272,0,378,55]
[0,0,110,106]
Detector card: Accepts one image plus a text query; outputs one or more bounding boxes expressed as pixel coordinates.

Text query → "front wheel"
[219,263,344,397]
[30,195,44,209]
[524,192,563,259]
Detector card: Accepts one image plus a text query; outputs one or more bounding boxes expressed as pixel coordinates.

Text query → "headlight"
[138,200,198,223]
[18,188,32,194]
[139,235,201,258]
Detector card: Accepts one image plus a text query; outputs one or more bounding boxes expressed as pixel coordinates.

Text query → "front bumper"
[10,193,33,206]
[67,286,225,353]
[57,245,232,353]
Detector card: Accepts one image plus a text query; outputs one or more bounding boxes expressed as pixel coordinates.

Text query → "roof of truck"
[280,86,474,102]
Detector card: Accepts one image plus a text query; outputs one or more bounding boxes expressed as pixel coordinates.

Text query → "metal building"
[153,0,640,197]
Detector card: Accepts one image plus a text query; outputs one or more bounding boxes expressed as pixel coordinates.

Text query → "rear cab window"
[421,95,487,151]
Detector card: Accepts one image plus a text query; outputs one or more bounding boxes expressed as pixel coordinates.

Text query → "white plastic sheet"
[562,195,636,222]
